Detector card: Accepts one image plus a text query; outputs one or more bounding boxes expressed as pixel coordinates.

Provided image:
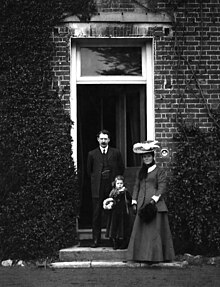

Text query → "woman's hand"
[151,195,161,203]
[132,204,137,215]
[131,199,137,214]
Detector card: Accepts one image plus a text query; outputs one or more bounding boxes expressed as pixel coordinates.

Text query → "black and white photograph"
[0,0,219,286]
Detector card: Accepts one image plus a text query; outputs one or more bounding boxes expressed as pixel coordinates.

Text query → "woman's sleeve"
[132,170,140,201]
[156,168,167,196]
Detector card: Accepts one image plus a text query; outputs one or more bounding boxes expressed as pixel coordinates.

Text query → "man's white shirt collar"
[100,146,108,153]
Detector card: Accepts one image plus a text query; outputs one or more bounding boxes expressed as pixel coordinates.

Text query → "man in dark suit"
[87,129,124,247]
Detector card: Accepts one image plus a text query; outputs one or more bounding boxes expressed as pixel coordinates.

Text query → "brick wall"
[154,0,220,130]
[154,0,220,167]
[50,27,71,111]
[51,0,220,169]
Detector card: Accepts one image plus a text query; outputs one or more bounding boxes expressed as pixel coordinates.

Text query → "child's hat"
[133,140,160,154]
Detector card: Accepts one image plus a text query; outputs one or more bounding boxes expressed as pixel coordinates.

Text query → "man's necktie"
[102,148,107,165]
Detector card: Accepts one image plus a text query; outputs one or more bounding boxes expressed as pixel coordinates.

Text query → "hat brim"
[133,147,155,154]
[133,141,160,154]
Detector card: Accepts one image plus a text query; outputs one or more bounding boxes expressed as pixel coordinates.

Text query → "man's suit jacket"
[87,147,125,198]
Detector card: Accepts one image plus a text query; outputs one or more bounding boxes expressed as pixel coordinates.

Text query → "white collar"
[100,146,108,153]
[148,164,156,173]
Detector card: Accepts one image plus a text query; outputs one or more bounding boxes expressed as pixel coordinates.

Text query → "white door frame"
[70,38,155,167]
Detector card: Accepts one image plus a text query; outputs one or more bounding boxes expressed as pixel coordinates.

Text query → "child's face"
[115,179,124,189]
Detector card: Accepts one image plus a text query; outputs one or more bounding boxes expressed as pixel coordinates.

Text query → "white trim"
[70,41,77,167]
[146,40,155,141]
[76,78,147,85]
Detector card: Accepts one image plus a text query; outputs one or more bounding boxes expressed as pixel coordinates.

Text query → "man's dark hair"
[97,129,111,138]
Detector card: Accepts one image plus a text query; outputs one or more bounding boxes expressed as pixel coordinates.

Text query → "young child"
[103,175,132,250]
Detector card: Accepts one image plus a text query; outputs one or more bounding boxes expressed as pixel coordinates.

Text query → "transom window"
[80,47,142,76]
[76,39,147,84]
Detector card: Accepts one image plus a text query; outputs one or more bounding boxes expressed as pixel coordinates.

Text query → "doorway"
[77,84,146,228]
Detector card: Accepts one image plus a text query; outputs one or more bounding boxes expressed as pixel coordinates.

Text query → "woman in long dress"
[127,141,175,263]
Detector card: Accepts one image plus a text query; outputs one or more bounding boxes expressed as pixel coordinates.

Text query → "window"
[80,47,142,76]
[75,38,147,84]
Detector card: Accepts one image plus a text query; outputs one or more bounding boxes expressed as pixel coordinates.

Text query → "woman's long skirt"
[127,211,175,262]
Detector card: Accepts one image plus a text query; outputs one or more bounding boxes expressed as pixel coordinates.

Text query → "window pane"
[81,47,142,76]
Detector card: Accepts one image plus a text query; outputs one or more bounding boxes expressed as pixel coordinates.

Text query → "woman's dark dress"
[127,166,175,262]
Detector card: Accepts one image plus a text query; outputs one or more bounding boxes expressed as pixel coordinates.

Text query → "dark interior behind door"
[77,84,145,228]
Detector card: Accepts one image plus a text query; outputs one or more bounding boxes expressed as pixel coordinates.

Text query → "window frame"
[76,38,147,84]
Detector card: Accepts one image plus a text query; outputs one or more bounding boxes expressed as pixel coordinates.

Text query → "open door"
[77,84,146,228]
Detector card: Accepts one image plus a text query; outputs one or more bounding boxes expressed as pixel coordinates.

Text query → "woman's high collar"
[148,164,156,173]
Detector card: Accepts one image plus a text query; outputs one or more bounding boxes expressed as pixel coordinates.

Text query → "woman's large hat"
[133,140,160,154]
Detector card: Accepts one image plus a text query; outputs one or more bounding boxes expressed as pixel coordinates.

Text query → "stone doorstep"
[59,247,127,262]
[50,261,189,269]
[58,246,189,269]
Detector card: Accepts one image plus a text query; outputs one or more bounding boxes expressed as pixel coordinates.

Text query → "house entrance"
[77,84,146,228]
[71,38,154,228]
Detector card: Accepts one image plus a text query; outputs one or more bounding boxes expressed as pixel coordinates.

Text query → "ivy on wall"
[0,0,96,260]
[167,123,220,255]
